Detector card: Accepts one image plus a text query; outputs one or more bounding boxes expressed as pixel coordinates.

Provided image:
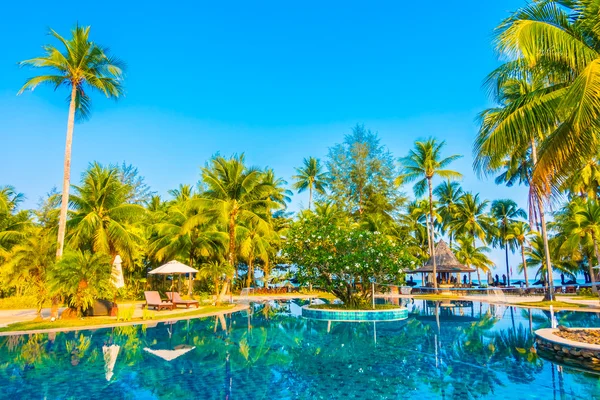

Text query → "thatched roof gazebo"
[408,240,476,286]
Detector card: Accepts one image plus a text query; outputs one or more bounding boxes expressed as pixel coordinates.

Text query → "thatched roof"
[408,240,476,273]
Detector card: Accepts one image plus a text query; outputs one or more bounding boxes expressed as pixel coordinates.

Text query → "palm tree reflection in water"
[1,299,600,399]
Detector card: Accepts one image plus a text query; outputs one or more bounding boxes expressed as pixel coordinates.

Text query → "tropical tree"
[491,199,527,285]
[18,25,125,258]
[67,163,145,268]
[48,250,112,316]
[199,259,234,302]
[197,155,276,301]
[506,221,534,288]
[433,180,464,247]
[449,193,493,247]
[238,221,272,288]
[400,139,462,290]
[490,1,600,190]
[561,200,600,293]
[292,157,328,210]
[454,236,494,286]
[0,186,30,263]
[5,228,56,315]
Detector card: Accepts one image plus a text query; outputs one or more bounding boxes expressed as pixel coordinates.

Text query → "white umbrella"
[103,344,120,381]
[143,344,195,362]
[149,260,199,275]
[111,255,125,289]
[149,260,199,294]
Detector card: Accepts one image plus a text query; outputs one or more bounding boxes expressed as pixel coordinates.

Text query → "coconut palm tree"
[475,73,558,299]
[449,193,493,244]
[506,221,534,288]
[0,187,30,262]
[197,155,276,302]
[292,157,328,210]
[238,221,272,288]
[433,180,464,247]
[491,1,600,190]
[18,25,125,258]
[562,200,600,293]
[6,228,56,316]
[491,199,527,285]
[400,139,462,290]
[199,259,234,302]
[68,163,145,267]
[454,236,494,287]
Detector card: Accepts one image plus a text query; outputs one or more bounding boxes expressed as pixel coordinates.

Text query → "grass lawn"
[0,304,236,333]
[514,300,589,309]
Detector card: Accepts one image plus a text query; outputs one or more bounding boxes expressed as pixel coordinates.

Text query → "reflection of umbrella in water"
[143,344,195,362]
[102,344,120,381]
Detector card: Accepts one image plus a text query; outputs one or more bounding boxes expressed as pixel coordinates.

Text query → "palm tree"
[0,187,30,262]
[523,234,571,287]
[475,73,557,299]
[199,259,234,302]
[238,221,272,288]
[450,193,493,244]
[491,199,527,286]
[400,139,462,290]
[433,180,464,247]
[68,163,145,267]
[454,236,494,286]
[292,157,328,210]
[506,221,533,288]
[149,198,226,277]
[197,154,275,302]
[490,1,600,189]
[48,250,112,316]
[563,200,600,293]
[7,228,56,316]
[18,25,125,258]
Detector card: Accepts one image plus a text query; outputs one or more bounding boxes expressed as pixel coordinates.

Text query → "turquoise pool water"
[1,299,600,399]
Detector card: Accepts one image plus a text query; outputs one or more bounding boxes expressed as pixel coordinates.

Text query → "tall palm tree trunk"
[56,84,77,259]
[217,213,236,304]
[521,245,529,288]
[428,178,438,291]
[531,139,555,300]
[505,245,510,286]
[590,231,599,294]
[246,257,254,288]
[308,184,313,211]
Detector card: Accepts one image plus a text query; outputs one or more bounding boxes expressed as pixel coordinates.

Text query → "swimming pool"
[1,299,599,399]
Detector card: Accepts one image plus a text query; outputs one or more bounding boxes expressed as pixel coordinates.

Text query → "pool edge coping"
[0,303,249,336]
[535,328,600,351]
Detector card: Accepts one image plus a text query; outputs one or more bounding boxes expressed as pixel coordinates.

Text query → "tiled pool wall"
[302,305,408,321]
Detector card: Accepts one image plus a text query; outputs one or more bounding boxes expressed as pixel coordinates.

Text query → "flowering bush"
[284,216,416,308]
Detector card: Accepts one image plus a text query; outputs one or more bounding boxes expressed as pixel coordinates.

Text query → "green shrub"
[577,287,595,297]
[141,308,155,320]
[116,306,134,321]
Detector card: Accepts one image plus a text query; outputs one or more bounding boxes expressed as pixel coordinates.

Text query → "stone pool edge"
[0,303,249,337]
[535,328,600,366]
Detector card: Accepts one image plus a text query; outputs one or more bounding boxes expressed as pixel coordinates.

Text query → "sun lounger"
[166,292,199,309]
[144,291,174,311]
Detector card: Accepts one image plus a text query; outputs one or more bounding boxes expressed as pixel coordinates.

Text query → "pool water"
[1,299,600,399]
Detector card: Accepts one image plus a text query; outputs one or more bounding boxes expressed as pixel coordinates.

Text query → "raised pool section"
[301,305,408,322]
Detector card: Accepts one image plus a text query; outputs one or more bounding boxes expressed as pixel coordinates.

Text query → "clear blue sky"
[0,1,534,276]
